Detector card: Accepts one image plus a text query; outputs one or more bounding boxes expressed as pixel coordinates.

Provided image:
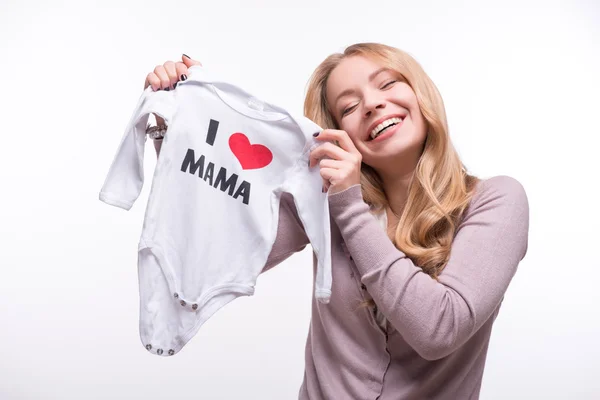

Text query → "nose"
[363,92,386,117]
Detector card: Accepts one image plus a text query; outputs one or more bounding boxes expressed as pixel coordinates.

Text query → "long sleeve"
[261,192,310,274]
[282,156,333,303]
[327,175,529,360]
[99,87,175,210]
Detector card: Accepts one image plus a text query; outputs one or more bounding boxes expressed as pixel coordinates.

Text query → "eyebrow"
[334,67,390,105]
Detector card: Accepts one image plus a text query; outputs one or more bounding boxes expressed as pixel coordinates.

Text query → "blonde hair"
[303,43,480,306]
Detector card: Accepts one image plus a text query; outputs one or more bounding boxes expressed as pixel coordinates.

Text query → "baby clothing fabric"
[99,65,332,356]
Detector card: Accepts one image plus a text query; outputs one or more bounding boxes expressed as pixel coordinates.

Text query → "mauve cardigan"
[261,175,529,399]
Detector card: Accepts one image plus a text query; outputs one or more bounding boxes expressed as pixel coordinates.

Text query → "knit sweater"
[262,175,529,399]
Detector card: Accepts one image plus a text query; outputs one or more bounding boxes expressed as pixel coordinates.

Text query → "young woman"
[144,43,529,399]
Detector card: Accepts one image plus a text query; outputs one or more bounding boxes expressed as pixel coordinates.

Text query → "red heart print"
[228,133,273,170]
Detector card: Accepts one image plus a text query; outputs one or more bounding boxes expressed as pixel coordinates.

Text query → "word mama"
[180,148,251,205]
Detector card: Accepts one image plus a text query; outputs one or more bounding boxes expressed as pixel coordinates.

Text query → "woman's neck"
[379,172,413,218]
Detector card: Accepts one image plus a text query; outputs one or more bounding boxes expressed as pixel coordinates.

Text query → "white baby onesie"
[99,65,332,356]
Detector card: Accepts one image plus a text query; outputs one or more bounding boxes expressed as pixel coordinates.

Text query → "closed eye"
[341,104,357,116]
[340,80,397,117]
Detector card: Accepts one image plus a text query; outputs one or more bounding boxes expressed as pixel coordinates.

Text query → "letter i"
[206,119,219,146]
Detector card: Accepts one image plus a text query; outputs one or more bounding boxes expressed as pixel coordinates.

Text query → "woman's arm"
[328,175,529,360]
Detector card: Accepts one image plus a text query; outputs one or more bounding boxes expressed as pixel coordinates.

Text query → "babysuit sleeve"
[280,152,333,304]
[99,87,176,210]
[262,192,311,274]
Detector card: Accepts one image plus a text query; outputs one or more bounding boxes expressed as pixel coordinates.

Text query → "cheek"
[395,90,425,133]
[340,115,362,139]
[343,128,359,146]
[403,114,425,143]
[412,108,428,136]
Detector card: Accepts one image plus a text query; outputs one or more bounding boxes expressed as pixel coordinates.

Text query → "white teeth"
[369,117,403,140]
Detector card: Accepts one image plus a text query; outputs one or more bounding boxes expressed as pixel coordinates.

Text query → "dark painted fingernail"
[180,74,187,81]
[173,82,178,88]
[183,53,191,59]
[165,87,170,91]
[313,131,320,137]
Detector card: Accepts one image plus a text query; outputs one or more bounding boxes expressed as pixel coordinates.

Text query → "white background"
[1,0,599,399]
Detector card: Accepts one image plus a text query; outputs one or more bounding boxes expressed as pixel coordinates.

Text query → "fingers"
[318,159,344,192]
[175,61,188,82]
[144,54,200,91]
[144,65,170,91]
[182,54,202,67]
[319,166,337,192]
[319,159,351,185]
[154,65,171,90]
[144,73,161,91]
[318,158,345,169]
[308,130,362,194]
[308,142,351,168]
[164,61,178,89]
[314,129,361,158]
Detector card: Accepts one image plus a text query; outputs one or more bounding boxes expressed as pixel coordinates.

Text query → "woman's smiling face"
[325,55,428,169]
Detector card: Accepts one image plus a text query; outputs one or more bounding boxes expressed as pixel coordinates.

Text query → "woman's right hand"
[144,54,202,126]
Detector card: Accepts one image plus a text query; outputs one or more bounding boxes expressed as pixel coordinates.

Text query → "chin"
[365,135,421,161]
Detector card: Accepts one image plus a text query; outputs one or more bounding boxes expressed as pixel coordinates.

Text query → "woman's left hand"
[308,129,363,195]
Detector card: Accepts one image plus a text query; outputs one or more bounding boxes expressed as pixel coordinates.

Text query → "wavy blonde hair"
[304,43,480,294]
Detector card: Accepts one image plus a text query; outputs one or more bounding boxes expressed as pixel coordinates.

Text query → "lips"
[365,114,407,141]
[369,120,402,143]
